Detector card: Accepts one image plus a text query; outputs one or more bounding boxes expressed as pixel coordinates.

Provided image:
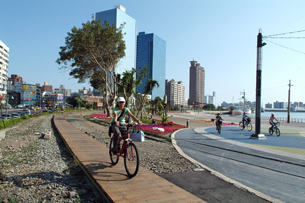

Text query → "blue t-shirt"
[242,114,248,121]
[111,107,131,124]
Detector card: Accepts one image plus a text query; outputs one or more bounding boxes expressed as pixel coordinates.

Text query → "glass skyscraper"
[95,5,137,74]
[136,32,166,100]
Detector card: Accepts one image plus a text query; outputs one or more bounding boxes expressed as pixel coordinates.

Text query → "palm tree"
[149,97,162,116]
[136,79,159,119]
[157,94,170,124]
[74,97,82,109]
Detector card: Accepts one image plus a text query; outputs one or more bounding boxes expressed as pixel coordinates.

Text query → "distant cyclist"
[242,112,248,129]
[269,113,279,131]
[215,113,223,130]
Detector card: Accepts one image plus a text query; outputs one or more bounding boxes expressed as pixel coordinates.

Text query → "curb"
[171,128,284,203]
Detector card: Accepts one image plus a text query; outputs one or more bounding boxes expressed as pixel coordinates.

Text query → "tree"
[203,104,215,110]
[56,19,126,117]
[116,66,149,107]
[216,106,223,111]
[136,79,159,119]
[149,96,162,116]
[74,97,83,108]
[157,95,170,124]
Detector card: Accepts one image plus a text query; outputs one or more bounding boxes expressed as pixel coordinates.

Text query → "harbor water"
[226,111,305,123]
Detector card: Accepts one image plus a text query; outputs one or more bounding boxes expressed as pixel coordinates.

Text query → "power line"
[263,39,305,55]
[264,29,305,38]
[264,37,305,39]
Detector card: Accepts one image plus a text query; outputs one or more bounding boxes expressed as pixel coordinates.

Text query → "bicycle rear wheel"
[276,128,280,137]
[239,122,243,130]
[109,138,119,165]
[269,128,273,135]
[124,142,139,178]
[247,123,252,131]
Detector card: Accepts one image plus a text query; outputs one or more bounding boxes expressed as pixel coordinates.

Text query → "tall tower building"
[189,60,205,107]
[136,32,166,99]
[0,40,9,99]
[95,5,137,74]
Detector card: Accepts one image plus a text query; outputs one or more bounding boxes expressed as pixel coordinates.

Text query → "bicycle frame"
[117,131,132,156]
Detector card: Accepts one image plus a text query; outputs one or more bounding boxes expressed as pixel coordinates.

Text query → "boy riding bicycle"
[110,97,143,155]
[215,113,223,130]
[269,113,279,131]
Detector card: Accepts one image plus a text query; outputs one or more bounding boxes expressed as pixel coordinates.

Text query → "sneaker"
[112,148,119,155]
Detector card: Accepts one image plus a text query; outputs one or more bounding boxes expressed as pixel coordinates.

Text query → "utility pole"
[240,90,245,112]
[287,85,290,123]
[251,29,266,139]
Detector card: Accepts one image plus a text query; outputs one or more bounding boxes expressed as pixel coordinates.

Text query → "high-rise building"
[41,82,53,93]
[165,79,185,107]
[136,32,166,99]
[0,40,9,100]
[189,60,205,107]
[205,91,216,107]
[95,5,137,74]
[273,101,288,109]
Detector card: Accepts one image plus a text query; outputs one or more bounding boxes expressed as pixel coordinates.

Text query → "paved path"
[170,112,305,203]
[53,114,205,203]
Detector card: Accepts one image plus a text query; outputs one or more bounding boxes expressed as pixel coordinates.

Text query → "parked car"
[18,112,26,116]
[11,113,20,118]
[1,114,12,120]
[23,107,30,111]
[16,104,25,108]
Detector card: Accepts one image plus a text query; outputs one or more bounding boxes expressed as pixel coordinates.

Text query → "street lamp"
[250,29,266,139]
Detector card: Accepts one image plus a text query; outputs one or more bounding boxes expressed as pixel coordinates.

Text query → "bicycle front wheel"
[218,125,221,134]
[276,128,280,137]
[247,123,252,131]
[109,138,119,165]
[239,122,243,130]
[124,142,139,178]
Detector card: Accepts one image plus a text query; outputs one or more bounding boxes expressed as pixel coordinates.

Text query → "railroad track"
[177,139,305,179]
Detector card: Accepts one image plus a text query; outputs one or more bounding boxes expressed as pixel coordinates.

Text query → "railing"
[249,115,305,123]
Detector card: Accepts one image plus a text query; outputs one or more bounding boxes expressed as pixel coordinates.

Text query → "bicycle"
[269,122,280,136]
[239,117,252,131]
[216,120,222,134]
[109,124,139,178]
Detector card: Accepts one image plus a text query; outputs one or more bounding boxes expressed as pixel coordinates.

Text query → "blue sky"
[1,0,305,106]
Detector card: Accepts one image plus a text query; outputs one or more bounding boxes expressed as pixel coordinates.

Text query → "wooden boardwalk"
[54,114,205,203]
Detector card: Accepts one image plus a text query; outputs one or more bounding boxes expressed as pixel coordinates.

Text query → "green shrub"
[139,117,152,124]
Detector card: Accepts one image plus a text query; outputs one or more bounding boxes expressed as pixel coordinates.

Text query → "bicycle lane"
[172,126,305,203]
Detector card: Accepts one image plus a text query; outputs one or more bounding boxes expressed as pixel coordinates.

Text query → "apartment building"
[54,85,71,97]
[165,79,186,107]
[0,40,9,99]
[41,82,53,93]
[189,60,205,107]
